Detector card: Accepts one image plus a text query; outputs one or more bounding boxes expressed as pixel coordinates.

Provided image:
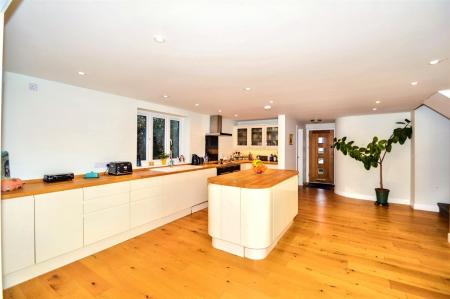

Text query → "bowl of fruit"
[252,159,268,174]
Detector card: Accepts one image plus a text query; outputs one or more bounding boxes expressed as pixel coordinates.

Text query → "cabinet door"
[84,203,129,245]
[251,128,263,146]
[2,196,35,274]
[130,195,164,228]
[266,127,278,146]
[35,189,83,263]
[130,177,164,228]
[163,172,192,215]
[237,128,248,146]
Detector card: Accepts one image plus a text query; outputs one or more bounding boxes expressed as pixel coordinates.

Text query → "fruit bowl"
[252,160,267,174]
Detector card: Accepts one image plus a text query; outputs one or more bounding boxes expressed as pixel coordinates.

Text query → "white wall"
[278,114,297,170]
[335,112,411,204]
[411,105,450,212]
[2,72,210,179]
[305,123,335,183]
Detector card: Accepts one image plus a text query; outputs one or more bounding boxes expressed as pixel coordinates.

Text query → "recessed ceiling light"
[429,59,441,65]
[244,87,251,91]
[375,100,381,104]
[411,81,418,86]
[153,34,166,43]
[372,107,377,111]
[438,89,450,99]
[269,100,274,104]
[218,109,222,113]
[264,105,272,110]
[163,94,169,98]
[195,103,200,107]
[310,119,322,123]
[234,114,238,117]
[78,71,85,76]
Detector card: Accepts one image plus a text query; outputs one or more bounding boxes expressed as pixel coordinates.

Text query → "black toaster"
[107,161,133,175]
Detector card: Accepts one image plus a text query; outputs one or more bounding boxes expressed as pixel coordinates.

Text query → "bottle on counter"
[248,152,253,161]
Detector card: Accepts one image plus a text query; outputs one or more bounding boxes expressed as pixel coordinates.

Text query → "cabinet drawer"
[130,177,162,192]
[130,187,162,203]
[83,181,130,201]
[35,189,83,263]
[2,196,35,274]
[84,192,129,214]
[130,196,165,228]
[84,204,130,245]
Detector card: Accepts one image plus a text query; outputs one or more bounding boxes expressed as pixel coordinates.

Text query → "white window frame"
[137,111,183,164]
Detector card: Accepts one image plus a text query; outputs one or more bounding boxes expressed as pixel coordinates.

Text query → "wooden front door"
[309,130,334,184]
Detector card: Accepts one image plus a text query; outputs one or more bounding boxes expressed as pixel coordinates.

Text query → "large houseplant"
[333,119,412,206]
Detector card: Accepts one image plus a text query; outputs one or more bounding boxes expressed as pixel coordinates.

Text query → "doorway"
[308,130,334,184]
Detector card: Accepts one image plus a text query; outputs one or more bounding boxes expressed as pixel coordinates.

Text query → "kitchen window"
[137,111,183,164]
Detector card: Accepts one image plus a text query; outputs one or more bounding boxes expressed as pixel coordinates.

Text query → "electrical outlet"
[28,82,38,91]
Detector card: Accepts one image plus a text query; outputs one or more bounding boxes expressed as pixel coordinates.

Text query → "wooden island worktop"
[208,169,297,189]
[208,169,298,260]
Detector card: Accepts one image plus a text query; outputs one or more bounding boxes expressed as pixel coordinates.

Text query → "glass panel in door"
[137,115,147,161]
[170,120,180,158]
[251,128,263,146]
[266,127,278,146]
[153,117,166,159]
[237,128,248,146]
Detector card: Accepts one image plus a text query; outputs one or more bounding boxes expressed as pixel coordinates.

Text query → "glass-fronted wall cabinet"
[251,128,263,146]
[234,125,278,147]
[237,128,248,146]
[266,127,278,146]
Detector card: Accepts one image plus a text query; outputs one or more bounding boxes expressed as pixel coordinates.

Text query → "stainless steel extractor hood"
[208,115,232,136]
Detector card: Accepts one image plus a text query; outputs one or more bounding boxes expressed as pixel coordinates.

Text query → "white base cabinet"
[130,177,164,228]
[209,175,298,260]
[1,196,35,274]
[2,168,215,288]
[35,189,83,263]
[83,181,130,245]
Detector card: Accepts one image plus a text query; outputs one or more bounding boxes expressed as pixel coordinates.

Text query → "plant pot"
[161,159,167,166]
[375,188,390,206]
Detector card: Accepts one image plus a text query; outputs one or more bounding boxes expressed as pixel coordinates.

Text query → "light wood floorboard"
[4,187,450,298]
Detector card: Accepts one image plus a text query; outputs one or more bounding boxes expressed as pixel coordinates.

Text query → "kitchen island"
[208,169,298,260]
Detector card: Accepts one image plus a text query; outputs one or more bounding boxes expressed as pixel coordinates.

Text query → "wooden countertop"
[1,164,218,200]
[1,160,279,200]
[208,169,298,189]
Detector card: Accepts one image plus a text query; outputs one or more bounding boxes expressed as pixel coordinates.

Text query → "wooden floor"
[4,187,450,299]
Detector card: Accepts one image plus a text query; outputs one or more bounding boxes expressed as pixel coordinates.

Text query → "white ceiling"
[4,0,450,121]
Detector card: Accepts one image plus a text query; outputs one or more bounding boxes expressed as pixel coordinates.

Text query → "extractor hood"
[208,115,232,136]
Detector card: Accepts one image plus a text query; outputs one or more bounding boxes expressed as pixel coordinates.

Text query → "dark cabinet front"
[251,128,263,146]
[237,128,248,146]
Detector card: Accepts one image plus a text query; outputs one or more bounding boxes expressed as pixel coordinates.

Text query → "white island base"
[208,171,298,260]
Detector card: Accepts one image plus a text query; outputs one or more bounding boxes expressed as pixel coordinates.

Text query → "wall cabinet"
[234,126,278,148]
[2,196,35,274]
[266,127,278,146]
[237,128,248,146]
[35,189,83,263]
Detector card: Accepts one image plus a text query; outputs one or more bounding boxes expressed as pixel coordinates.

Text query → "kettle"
[192,154,200,165]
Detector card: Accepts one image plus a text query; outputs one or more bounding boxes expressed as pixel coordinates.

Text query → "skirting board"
[334,190,410,205]
[413,203,439,212]
[3,207,194,289]
[191,201,208,213]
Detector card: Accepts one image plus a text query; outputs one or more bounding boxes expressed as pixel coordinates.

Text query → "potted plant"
[333,119,412,206]
[159,153,170,165]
